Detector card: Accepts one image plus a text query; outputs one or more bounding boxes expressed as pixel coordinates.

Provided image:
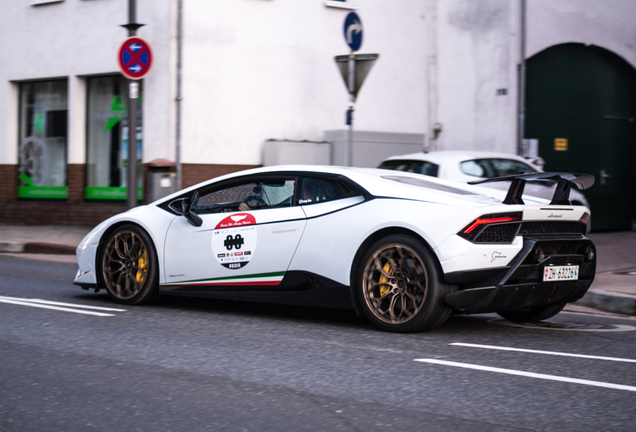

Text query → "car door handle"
[272,225,298,234]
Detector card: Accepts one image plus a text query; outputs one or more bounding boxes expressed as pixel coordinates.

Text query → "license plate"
[543,265,579,281]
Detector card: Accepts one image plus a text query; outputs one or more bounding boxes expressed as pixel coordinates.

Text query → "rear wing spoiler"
[468,172,595,205]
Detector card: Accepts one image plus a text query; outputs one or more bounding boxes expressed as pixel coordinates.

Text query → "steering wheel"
[242,195,267,209]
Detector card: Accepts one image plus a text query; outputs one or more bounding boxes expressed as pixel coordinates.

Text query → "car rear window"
[378,160,439,177]
[490,159,537,177]
[460,158,537,178]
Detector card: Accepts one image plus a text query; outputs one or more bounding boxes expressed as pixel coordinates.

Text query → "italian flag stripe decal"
[163,271,286,287]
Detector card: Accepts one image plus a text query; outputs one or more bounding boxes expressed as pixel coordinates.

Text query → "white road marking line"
[489,319,636,332]
[0,298,117,317]
[0,296,126,312]
[450,343,636,364]
[414,359,636,393]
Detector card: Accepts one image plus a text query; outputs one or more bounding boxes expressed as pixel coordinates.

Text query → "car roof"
[153,164,510,208]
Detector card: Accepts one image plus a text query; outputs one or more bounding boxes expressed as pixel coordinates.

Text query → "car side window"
[192,178,295,214]
[298,177,345,205]
[490,159,537,177]
[460,159,495,178]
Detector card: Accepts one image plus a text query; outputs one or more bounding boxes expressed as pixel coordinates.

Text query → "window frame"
[159,172,366,215]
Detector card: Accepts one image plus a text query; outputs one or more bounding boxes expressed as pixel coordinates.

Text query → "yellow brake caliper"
[379,262,394,297]
[136,249,148,285]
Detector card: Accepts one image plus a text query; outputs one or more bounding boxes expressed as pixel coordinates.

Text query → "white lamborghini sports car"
[74,166,596,333]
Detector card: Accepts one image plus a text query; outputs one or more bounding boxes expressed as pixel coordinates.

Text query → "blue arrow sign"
[343,12,363,52]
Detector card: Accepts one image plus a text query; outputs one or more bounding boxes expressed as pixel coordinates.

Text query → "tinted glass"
[298,177,345,205]
[193,179,295,214]
[378,160,439,177]
[460,159,494,177]
[490,159,537,177]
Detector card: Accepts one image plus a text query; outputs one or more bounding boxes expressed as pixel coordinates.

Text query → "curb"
[0,242,76,255]
[25,242,77,255]
[576,289,636,316]
[0,242,26,253]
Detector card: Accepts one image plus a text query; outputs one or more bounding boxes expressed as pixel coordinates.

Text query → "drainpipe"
[517,0,526,156]
[175,0,183,189]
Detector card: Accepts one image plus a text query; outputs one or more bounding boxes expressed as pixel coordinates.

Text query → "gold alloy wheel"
[102,230,149,300]
[362,243,428,325]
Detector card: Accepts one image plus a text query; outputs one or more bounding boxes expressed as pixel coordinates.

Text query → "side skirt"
[158,271,354,310]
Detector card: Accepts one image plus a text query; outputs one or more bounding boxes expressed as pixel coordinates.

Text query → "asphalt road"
[1,255,635,432]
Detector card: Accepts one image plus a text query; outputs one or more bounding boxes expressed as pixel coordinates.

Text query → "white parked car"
[74,165,595,332]
[378,151,591,209]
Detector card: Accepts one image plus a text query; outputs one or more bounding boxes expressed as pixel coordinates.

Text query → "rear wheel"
[99,224,159,305]
[497,302,566,323]
[357,234,454,333]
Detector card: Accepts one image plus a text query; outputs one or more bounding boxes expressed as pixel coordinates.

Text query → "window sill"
[31,0,64,6]
[324,1,357,10]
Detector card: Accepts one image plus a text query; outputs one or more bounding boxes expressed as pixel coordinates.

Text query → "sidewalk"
[1,222,634,316]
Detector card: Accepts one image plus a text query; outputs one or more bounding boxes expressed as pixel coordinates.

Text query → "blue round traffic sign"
[343,12,363,52]
[118,37,153,80]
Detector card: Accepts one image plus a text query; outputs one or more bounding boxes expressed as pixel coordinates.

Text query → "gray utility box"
[148,172,177,202]
[262,139,331,166]
[324,130,425,168]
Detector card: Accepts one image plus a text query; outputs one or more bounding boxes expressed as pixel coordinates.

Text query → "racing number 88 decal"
[212,213,257,270]
[224,234,244,250]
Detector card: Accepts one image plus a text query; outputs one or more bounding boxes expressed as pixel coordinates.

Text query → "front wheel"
[497,303,566,323]
[357,234,455,333]
[99,224,159,305]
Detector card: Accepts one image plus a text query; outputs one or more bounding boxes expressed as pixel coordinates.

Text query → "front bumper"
[445,237,596,313]
[73,241,99,288]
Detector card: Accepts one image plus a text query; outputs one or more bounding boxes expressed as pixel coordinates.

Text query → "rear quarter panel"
[288,198,492,286]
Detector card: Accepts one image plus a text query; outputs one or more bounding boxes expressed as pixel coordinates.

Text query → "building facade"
[1,0,634,229]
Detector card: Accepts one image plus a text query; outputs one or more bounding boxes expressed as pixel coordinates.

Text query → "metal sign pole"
[347,52,355,166]
[127,0,138,209]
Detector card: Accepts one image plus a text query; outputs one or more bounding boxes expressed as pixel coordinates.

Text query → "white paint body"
[75,166,589,289]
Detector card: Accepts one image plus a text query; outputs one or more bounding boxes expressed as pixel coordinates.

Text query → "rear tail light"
[458,212,522,242]
[578,211,590,234]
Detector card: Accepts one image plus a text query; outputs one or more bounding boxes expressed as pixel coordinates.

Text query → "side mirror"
[168,198,188,215]
[168,192,203,227]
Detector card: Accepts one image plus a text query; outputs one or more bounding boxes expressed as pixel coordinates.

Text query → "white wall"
[180,0,430,165]
[527,0,636,69]
[1,0,635,169]
[435,0,518,154]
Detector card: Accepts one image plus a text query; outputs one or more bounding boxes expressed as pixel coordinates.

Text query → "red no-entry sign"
[118,37,153,80]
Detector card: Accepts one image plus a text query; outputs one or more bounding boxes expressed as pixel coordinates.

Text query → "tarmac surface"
[0,222,634,317]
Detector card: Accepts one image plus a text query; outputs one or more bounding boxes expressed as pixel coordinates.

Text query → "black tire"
[497,302,566,323]
[99,224,159,305]
[357,234,455,333]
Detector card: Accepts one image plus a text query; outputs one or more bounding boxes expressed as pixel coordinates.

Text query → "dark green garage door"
[525,43,636,231]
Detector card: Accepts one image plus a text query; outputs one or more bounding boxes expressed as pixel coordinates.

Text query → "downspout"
[517,0,526,156]
[175,0,183,189]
